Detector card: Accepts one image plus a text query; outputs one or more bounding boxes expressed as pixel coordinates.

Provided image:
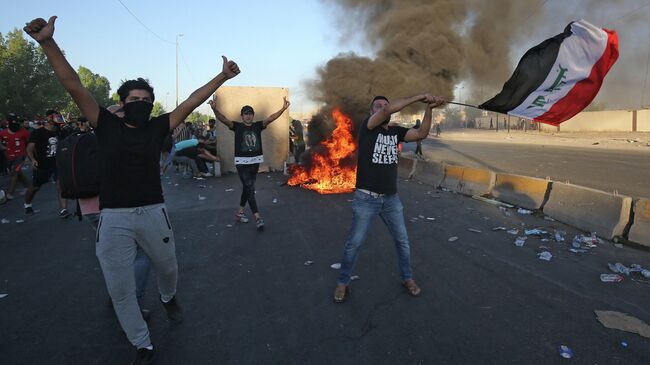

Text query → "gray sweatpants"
[96,203,178,349]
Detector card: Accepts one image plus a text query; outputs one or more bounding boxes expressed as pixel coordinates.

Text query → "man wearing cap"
[24,109,70,217]
[208,94,290,231]
[333,93,446,303]
[0,113,32,200]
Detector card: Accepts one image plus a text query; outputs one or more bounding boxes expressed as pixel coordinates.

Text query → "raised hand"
[282,96,290,109]
[207,93,218,110]
[221,56,240,79]
[24,16,57,43]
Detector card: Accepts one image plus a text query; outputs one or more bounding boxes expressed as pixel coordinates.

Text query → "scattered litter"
[630,264,650,278]
[440,187,450,192]
[198,195,207,201]
[538,251,552,261]
[558,345,573,359]
[330,263,341,270]
[492,226,507,231]
[569,248,588,253]
[226,224,233,228]
[514,237,527,247]
[350,275,360,281]
[554,230,566,242]
[198,184,207,188]
[207,224,214,228]
[272,198,278,204]
[468,228,482,233]
[409,218,418,223]
[174,183,179,187]
[517,208,533,215]
[426,217,435,221]
[448,236,459,242]
[600,274,624,283]
[614,243,624,249]
[573,233,600,248]
[304,260,314,266]
[194,177,205,181]
[608,263,631,276]
[0,294,7,299]
[498,206,512,217]
[418,215,425,219]
[621,341,628,348]
[595,310,650,338]
[225,188,234,192]
[1,218,9,224]
[525,229,547,236]
[472,195,514,208]
[507,229,519,235]
[15,219,24,223]
[544,216,556,221]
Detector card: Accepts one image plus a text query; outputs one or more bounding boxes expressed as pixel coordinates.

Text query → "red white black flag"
[479,19,619,126]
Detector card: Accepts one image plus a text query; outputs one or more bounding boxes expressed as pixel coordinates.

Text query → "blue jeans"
[337,190,413,285]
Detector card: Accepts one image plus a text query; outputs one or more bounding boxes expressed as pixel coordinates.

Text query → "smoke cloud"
[311,0,650,120]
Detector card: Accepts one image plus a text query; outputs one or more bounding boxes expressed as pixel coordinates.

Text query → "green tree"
[0,29,67,117]
[151,102,166,117]
[110,92,120,104]
[63,66,111,116]
[185,111,209,125]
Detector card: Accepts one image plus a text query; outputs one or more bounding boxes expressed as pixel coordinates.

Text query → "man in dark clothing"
[413,119,423,157]
[289,119,305,163]
[208,94,289,231]
[24,109,70,217]
[25,15,240,364]
[333,94,446,303]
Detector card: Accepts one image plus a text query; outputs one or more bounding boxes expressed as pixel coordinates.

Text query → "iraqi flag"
[479,19,618,126]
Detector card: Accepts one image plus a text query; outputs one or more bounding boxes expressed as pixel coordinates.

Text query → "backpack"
[56,132,100,199]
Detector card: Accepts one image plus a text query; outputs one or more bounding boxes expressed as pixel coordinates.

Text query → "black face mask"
[123,101,153,127]
[8,122,20,133]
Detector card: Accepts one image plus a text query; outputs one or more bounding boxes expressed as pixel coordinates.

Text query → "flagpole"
[447,101,481,109]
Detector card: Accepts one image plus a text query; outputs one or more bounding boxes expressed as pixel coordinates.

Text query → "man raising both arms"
[24,15,240,364]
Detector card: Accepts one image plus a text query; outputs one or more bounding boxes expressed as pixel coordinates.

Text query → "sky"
[3,0,650,117]
[1,0,363,116]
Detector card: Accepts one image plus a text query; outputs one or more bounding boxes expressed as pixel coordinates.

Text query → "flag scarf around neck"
[479,19,619,126]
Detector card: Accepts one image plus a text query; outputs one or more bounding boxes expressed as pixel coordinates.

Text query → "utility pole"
[176,33,184,107]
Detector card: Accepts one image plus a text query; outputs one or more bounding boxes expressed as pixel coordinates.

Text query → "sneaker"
[5,193,14,200]
[160,296,183,322]
[131,346,155,365]
[201,172,214,177]
[59,208,71,219]
[25,206,34,215]
[234,211,249,223]
[256,217,265,231]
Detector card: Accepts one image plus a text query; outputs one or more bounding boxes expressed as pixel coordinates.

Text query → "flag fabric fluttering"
[479,19,618,126]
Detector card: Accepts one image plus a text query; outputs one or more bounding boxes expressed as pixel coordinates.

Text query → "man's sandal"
[402,280,421,297]
[333,284,349,303]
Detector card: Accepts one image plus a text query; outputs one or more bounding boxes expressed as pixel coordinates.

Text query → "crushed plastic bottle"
[538,251,553,261]
[492,226,507,231]
[507,229,519,235]
[517,208,533,215]
[330,263,341,270]
[608,262,631,276]
[525,229,547,236]
[448,236,459,242]
[468,228,482,233]
[554,230,566,242]
[600,274,624,283]
[558,345,573,359]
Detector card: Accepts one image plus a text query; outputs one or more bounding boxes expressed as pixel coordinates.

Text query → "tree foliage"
[151,102,166,117]
[0,28,111,119]
[185,111,209,125]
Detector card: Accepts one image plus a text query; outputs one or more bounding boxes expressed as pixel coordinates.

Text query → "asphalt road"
[403,137,650,198]
[1,171,650,364]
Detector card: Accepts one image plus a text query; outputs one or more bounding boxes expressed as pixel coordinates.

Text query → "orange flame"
[288,108,357,194]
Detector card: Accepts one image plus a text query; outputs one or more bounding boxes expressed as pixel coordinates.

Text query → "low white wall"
[637,109,650,132]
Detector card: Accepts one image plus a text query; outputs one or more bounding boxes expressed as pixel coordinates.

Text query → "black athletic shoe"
[160,296,183,322]
[25,206,34,215]
[256,218,265,231]
[131,346,155,365]
[59,208,71,219]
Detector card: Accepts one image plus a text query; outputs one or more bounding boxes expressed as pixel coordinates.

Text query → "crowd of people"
[3,15,446,365]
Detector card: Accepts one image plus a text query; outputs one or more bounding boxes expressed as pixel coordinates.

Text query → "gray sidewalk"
[1,171,650,364]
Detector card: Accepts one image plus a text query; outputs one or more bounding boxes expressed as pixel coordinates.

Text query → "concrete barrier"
[412,160,445,187]
[492,173,550,210]
[398,156,417,179]
[544,182,632,239]
[629,199,650,247]
[440,165,494,196]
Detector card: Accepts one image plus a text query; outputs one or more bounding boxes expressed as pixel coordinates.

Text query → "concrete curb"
[412,160,445,187]
[543,182,632,240]
[629,199,650,247]
[398,156,417,179]
[492,173,551,210]
[440,165,494,196]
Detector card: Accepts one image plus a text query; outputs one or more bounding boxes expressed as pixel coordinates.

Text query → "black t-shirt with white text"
[230,121,265,165]
[28,127,59,169]
[95,107,170,209]
[355,117,409,195]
